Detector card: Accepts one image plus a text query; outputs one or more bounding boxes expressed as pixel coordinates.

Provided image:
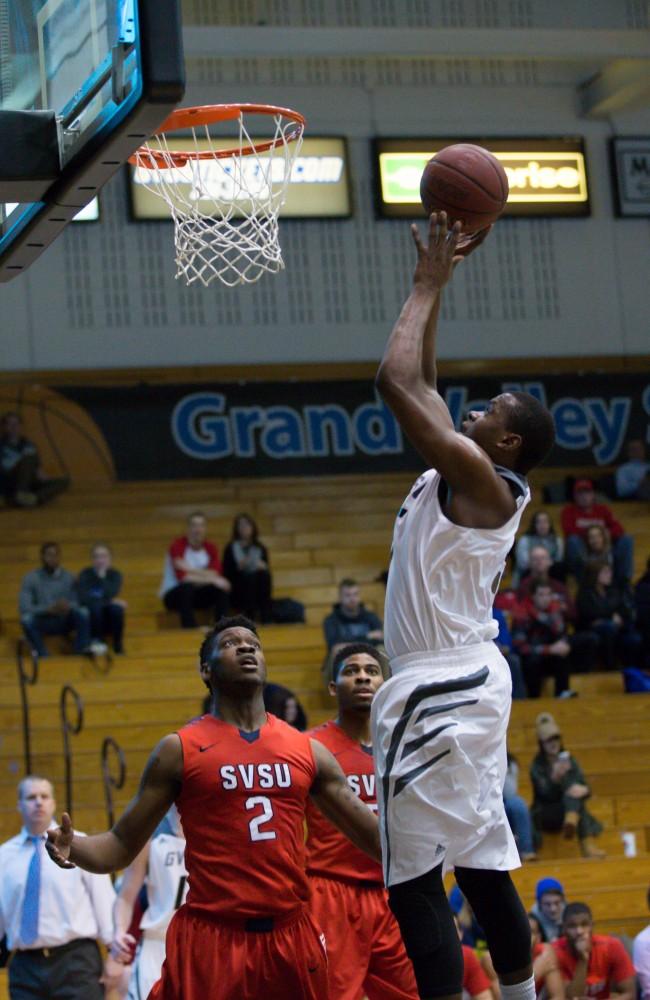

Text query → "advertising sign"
[130,137,351,220]
[376,137,589,218]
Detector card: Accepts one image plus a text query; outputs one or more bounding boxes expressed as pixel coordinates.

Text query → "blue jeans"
[504,794,535,855]
[87,602,125,651]
[21,608,91,656]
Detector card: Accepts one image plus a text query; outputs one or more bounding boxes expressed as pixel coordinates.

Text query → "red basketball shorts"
[147,904,328,1000]
[309,875,417,1000]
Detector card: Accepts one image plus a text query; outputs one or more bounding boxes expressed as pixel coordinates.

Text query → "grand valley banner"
[48,373,650,480]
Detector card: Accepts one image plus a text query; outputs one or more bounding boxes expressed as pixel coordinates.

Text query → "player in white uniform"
[372,213,556,1000]
[109,805,187,1000]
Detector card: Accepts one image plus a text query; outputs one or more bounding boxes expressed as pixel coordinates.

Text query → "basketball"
[419,143,509,232]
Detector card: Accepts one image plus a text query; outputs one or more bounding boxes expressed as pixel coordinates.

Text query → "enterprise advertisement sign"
[376,137,589,218]
[129,137,351,220]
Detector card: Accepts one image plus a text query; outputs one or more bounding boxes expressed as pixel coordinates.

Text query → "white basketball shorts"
[127,934,166,1000]
[371,641,520,887]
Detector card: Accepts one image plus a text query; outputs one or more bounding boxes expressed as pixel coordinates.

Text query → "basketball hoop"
[128,104,306,287]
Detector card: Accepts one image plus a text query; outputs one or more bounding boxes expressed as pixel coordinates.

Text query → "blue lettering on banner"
[353,395,403,455]
[261,407,305,458]
[585,397,630,465]
[232,407,265,457]
[170,392,402,461]
[445,387,467,428]
[170,383,647,466]
[305,405,354,456]
[444,388,489,427]
[552,398,591,450]
[172,393,231,459]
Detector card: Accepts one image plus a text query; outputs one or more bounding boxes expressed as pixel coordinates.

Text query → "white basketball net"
[132,111,304,287]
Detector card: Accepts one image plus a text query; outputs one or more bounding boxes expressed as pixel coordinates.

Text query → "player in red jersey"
[307,642,419,1000]
[45,616,381,1000]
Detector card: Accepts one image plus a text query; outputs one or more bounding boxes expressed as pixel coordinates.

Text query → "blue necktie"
[19,835,41,946]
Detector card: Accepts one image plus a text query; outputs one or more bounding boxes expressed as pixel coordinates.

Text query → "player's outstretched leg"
[454,867,534,1000]
[387,862,463,1000]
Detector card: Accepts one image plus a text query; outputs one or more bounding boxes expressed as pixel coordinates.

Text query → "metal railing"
[60,685,84,817]
[16,639,39,774]
[101,736,126,830]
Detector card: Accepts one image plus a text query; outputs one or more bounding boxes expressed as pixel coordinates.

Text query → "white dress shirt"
[634,924,650,1000]
[0,823,115,950]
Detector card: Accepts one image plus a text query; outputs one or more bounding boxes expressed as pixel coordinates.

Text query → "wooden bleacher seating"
[0,471,648,1000]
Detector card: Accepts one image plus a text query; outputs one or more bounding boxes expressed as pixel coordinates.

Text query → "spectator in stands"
[161,512,230,628]
[633,885,650,1000]
[493,605,526,699]
[323,578,383,651]
[561,479,634,584]
[77,543,126,655]
[530,877,566,943]
[263,682,308,731]
[511,581,577,697]
[514,510,565,586]
[579,524,617,581]
[553,902,636,1000]
[615,439,650,501]
[0,775,115,999]
[576,562,642,670]
[529,912,565,999]
[516,546,575,621]
[222,514,273,624]
[504,752,537,861]
[0,411,69,508]
[18,542,101,657]
[530,713,604,859]
[321,579,385,686]
[635,558,650,670]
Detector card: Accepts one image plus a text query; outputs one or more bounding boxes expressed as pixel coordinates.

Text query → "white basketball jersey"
[139,833,187,939]
[384,466,530,662]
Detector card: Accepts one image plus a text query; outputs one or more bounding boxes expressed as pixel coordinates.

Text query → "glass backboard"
[0,0,185,280]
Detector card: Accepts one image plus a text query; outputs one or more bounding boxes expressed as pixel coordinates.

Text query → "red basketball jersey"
[305,719,382,883]
[176,713,316,919]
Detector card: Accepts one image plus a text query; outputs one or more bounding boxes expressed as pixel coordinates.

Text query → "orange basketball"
[420,144,509,232]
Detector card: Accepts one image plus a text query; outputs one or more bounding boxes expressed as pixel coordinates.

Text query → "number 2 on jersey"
[246,795,277,841]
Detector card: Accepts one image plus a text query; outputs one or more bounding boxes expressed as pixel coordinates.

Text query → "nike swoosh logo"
[199,743,218,753]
